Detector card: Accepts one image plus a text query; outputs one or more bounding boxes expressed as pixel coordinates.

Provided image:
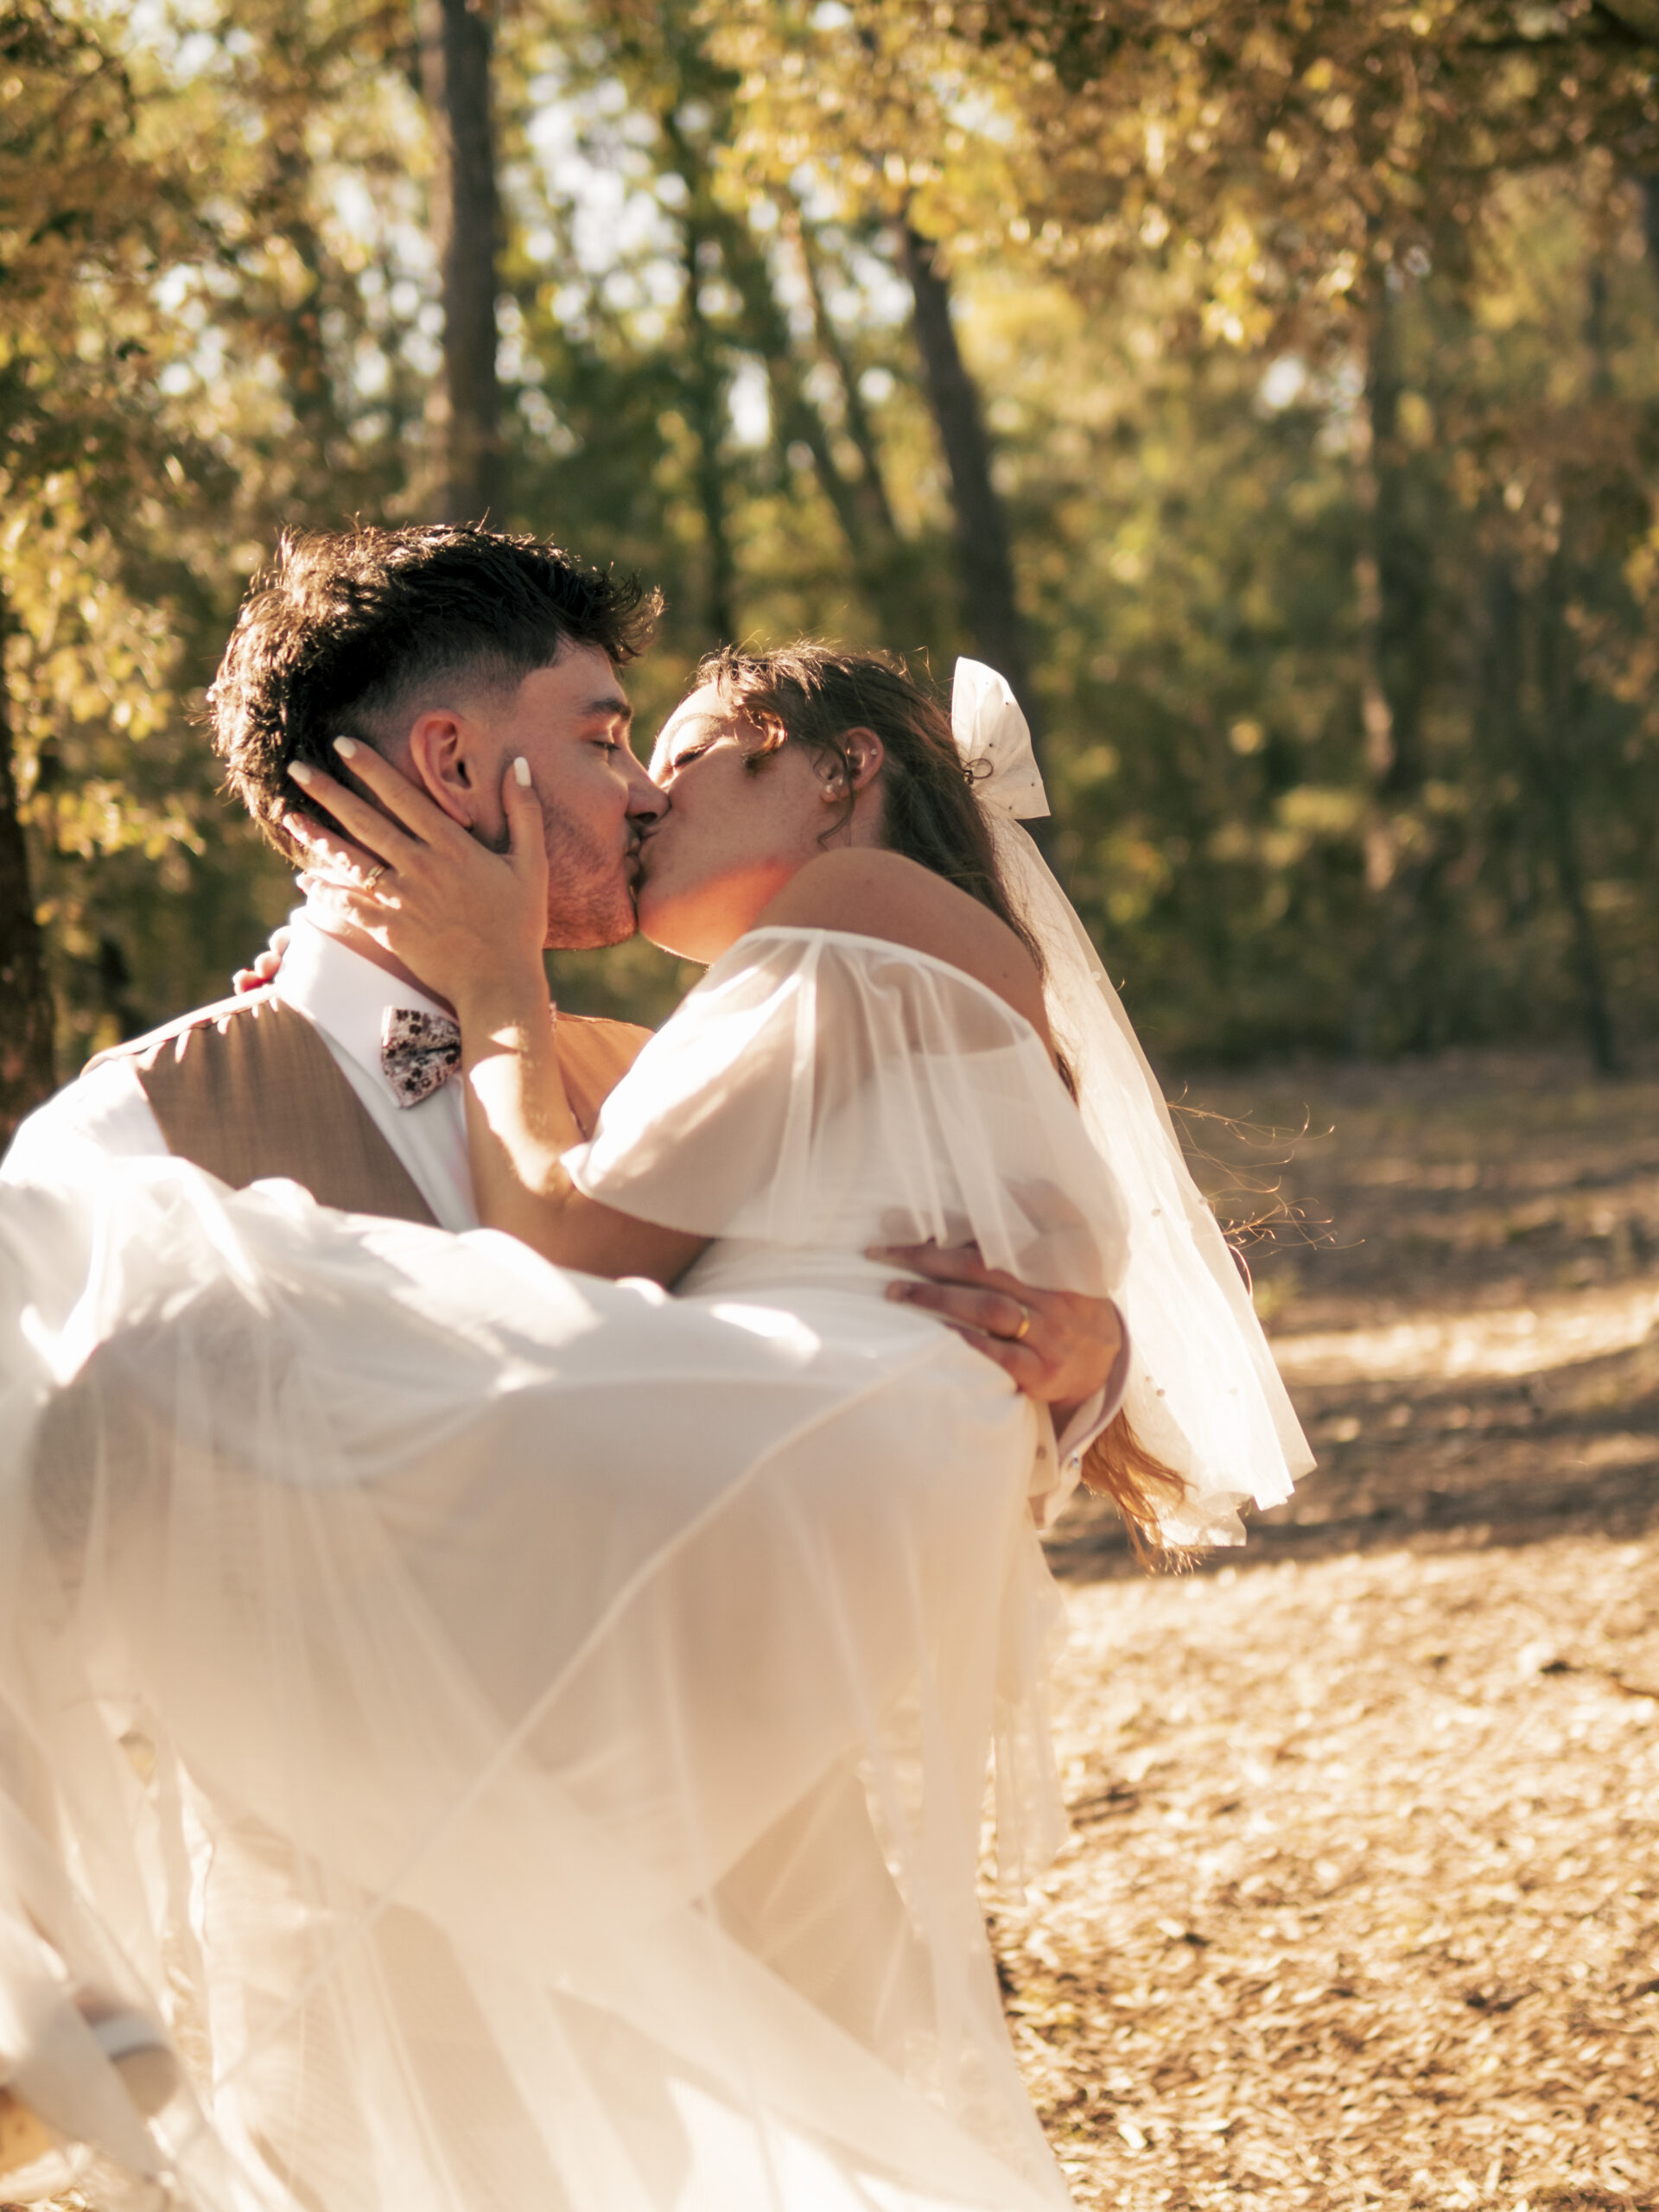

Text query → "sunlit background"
[8,0,1659,1128]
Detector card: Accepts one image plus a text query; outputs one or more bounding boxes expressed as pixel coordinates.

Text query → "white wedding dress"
[0,929,1137,2212]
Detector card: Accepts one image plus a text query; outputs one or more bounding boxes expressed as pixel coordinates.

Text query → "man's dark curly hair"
[208,524,660,857]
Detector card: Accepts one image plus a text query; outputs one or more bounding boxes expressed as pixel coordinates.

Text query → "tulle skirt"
[0,1158,1072,2212]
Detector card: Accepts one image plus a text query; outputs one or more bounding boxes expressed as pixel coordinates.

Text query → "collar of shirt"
[273,910,453,1104]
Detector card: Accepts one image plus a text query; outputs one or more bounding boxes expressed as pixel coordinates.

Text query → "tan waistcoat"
[88,989,652,1228]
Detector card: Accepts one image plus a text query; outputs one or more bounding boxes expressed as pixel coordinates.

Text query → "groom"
[2,522,1123,1444]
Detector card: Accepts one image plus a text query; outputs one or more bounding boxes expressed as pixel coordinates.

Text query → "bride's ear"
[820,727,884,801]
[404,709,481,829]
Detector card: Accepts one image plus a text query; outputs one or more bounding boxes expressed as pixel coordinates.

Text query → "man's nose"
[624,754,670,820]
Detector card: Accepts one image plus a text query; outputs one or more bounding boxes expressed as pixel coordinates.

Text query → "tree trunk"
[1484,556,1620,1076]
[793,214,900,547]
[1349,265,1440,1050]
[1547,782,1621,1075]
[1642,174,1659,269]
[418,0,501,522]
[730,219,918,646]
[1357,271,1427,805]
[898,225,1045,754]
[0,589,54,1143]
[1535,562,1621,1075]
[682,225,738,644]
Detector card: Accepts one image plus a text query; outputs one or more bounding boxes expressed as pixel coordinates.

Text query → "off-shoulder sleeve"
[563,928,1130,1300]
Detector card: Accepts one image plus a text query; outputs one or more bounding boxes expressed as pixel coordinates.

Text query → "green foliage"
[10,0,1659,1068]
[1,0,441,1064]
[3,0,219,1059]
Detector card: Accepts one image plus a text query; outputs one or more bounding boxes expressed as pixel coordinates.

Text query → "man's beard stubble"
[538,809,639,951]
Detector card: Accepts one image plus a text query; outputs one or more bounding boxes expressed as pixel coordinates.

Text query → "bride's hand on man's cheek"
[285,745,550,1007]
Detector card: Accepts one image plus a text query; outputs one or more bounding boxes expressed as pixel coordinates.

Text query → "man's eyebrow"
[585,692,633,727]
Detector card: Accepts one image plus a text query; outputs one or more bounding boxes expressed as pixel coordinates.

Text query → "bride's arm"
[445,967,707,1282]
[284,747,708,1286]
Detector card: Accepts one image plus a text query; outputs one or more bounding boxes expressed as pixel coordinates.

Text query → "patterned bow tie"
[379,1007,462,1109]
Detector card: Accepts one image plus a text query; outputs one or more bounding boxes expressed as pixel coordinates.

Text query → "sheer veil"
[950,659,1314,1544]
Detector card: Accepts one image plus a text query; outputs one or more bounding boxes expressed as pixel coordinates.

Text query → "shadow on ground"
[1014,1050,1659,2210]
[1045,1048,1659,1580]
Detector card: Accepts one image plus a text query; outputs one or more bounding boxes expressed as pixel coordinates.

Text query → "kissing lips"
[632,822,669,886]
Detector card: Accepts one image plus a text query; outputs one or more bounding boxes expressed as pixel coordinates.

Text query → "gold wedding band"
[364,862,387,891]
[1011,1307,1032,1342]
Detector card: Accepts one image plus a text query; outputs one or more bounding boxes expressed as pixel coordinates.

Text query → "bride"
[0,649,1307,2212]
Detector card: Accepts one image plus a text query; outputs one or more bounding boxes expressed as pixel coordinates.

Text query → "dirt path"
[1013,1052,1659,2210]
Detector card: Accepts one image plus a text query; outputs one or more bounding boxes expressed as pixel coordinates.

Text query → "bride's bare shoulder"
[756,849,1051,1042]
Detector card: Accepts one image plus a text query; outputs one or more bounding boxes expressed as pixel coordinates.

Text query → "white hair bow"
[950,658,1051,821]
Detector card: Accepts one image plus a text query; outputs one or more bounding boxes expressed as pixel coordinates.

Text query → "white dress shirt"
[2,913,480,1232]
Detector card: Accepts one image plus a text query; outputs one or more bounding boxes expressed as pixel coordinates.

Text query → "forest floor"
[1005,1048,1659,2212]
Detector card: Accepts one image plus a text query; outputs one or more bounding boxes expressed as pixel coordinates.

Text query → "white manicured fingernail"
[513,755,532,787]
[289,762,315,785]
[333,735,359,759]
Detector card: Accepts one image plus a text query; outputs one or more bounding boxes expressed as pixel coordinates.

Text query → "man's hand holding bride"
[872,1237,1124,1430]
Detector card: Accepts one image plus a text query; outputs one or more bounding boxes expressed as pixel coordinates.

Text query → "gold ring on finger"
[364,862,388,892]
[1011,1306,1032,1342]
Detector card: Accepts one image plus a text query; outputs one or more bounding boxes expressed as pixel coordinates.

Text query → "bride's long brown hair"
[700,641,1191,1564]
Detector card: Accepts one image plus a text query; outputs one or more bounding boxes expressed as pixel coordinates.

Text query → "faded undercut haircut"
[209,524,660,858]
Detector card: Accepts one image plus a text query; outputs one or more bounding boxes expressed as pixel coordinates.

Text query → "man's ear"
[403,709,480,829]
